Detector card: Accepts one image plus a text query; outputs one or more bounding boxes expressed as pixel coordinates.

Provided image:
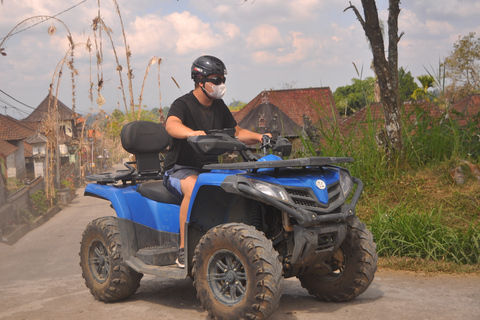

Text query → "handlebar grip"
[262,135,271,154]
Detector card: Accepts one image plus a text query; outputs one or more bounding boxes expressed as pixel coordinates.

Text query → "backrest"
[121,121,170,174]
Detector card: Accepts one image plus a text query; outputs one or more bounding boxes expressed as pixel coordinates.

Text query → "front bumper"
[221,175,363,227]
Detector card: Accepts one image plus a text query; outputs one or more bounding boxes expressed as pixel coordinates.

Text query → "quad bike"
[80,121,377,320]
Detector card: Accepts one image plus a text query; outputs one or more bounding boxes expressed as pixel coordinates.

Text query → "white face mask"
[205,83,227,100]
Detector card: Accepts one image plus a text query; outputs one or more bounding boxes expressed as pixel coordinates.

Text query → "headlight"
[249,179,289,201]
[339,169,353,197]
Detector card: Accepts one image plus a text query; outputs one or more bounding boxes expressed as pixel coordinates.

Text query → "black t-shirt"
[163,91,237,171]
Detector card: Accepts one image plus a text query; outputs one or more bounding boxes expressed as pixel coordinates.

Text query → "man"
[163,55,266,268]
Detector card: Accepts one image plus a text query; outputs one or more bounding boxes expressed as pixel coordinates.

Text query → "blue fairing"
[191,153,340,207]
[85,183,180,233]
[246,168,339,205]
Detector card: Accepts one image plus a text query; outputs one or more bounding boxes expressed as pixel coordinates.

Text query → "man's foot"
[176,248,185,268]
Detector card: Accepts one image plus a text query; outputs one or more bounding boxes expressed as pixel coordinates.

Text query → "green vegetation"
[398,67,419,102]
[19,208,35,224]
[333,77,375,116]
[444,32,480,96]
[30,190,49,215]
[229,99,247,111]
[301,101,480,273]
[6,178,24,194]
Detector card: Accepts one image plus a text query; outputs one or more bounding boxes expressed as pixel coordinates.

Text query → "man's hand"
[166,116,206,139]
[187,130,206,137]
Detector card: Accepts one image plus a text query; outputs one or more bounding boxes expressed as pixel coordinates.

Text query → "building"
[22,94,80,169]
[234,87,338,140]
[0,115,40,180]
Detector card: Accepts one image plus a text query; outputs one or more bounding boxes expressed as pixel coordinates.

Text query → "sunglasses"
[206,76,226,85]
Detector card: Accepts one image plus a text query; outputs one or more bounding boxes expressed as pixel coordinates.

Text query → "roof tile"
[235,87,337,129]
[0,114,37,140]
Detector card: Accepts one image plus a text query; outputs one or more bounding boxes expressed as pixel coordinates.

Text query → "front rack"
[203,156,353,171]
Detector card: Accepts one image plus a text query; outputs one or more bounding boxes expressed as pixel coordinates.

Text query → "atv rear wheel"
[79,216,143,302]
[193,223,283,320]
[298,216,377,302]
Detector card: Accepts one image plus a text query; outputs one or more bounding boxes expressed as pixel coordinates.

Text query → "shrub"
[30,190,49,216]
[61,176,76,193]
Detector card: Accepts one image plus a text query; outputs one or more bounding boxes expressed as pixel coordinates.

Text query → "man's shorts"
[163,165,206,199]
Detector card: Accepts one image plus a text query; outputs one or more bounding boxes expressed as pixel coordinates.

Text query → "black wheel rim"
[88,239,110,283]
[207,249,247,306]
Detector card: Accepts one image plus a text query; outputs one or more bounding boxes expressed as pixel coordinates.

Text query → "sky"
[1,0,480,119]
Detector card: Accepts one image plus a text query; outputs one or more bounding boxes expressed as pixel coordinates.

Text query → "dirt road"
[1,189,479,320]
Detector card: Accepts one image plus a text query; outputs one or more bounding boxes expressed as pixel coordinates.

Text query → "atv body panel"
[81,121,377,319]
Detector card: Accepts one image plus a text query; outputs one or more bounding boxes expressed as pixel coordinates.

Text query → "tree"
[398,67,419,102]
[111,109,125,122]
[444,32,480,96]
[412,75,435,101]
[345,0,404,155]
[229,99,247,111]
[333,77,375,116]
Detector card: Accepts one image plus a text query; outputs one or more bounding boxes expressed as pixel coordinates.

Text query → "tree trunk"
[345,0,404,155]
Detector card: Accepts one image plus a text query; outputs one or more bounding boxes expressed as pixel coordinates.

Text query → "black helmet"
[191,55,227,82]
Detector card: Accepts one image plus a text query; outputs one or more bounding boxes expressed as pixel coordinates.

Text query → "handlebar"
[196,128,292,160]
[262,135,272,154]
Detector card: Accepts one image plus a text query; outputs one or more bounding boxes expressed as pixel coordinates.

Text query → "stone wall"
[0,176,44,232]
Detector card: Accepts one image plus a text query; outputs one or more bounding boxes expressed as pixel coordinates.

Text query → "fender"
[85,183,136,221]
[85,183,180,232]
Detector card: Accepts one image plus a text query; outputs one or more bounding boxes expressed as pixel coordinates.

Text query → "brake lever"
[262,134,272,155]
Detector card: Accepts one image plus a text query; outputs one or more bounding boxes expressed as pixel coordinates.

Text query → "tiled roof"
[0,139,19,157]
[0,114,37,141]
[338,103,383,138]
[238,103,301,137]
[22,94,76,123]
[338,101,444,138]
[26,132,48,144]
[448,94,480,126]
[235,87,338,129]
[87,129,103,139]
[24,142,33,157]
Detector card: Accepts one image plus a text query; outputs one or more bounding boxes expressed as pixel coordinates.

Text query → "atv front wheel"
[193,223,283,320]
[298,216,377,302]
[79,216,143,301]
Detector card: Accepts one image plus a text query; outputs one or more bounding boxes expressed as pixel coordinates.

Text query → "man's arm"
[166,116,206,139]
[235,125,269,145]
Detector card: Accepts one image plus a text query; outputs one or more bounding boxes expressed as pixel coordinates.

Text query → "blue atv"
[80,121,377,320]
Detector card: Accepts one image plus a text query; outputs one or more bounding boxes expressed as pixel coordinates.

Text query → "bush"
[30,190,49,216]
[61,176,76,193]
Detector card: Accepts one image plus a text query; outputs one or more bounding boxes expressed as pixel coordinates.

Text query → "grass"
[368,207,480,264]
[377,256,480,274]
[356,165,480,273]
[300,101,480,273]
[6,178,25,194]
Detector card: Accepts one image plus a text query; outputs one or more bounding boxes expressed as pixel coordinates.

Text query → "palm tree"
[412,75,435,100]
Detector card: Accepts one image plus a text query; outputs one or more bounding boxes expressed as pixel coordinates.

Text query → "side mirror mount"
[273,138,292,157]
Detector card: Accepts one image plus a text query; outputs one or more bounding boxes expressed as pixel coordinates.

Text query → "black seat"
[136,181,182,205]
[121,121,181,203]
[121,121,171,177]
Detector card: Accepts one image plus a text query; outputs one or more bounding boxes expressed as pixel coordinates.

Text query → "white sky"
[1,0,480,119]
